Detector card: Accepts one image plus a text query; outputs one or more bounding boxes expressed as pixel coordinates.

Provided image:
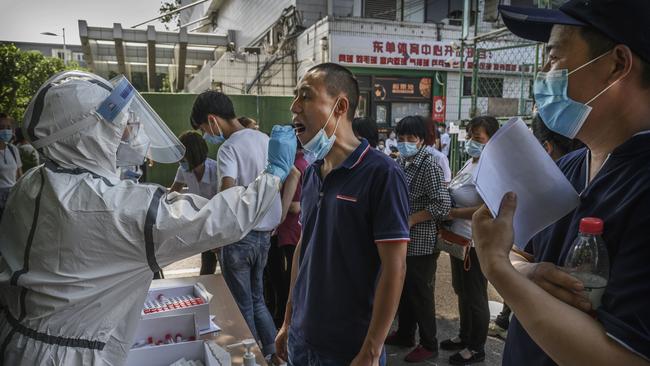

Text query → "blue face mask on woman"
[465,139,485,158]
[302,97,341,164]
[179,160,190,172]
[0,129,13,143]
[203,118,226,145]
[534,51,621,139]
[397,141,419,158]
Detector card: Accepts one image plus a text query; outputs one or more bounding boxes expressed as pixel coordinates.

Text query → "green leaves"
[159,0,181,30]
[0,43,86,124]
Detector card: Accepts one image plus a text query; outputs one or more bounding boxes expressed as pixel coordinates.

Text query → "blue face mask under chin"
[301,97,341,162]
[533,51,621,139]
[204,119,226,145]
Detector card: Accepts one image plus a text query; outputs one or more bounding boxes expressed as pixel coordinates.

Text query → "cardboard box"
[142,283,212,331]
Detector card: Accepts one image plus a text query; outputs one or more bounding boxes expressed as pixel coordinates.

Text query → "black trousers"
[263,236,296,327]
[200,250,218,275]
[495,302,512,329]
[450,248,489,352]
[396,252,440,351]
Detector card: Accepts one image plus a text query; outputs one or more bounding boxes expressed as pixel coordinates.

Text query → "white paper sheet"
[474,117,580,249]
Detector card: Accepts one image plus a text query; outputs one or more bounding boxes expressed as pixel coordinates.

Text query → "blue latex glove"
[265,125,297,182]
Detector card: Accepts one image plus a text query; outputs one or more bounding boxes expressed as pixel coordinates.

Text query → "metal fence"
[449,28,544,174]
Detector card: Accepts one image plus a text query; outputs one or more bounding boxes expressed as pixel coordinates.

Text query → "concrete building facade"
[175,0,546,127]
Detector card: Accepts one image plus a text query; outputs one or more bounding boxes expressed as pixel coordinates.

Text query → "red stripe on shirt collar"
[350,144,371,169]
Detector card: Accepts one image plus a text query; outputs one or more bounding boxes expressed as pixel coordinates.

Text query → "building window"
[56,51,65,60]
[364,0,397,20]
[392,102,431,125]
[463,76,504,97]
[425,0,475,24]
[401,0,425,22]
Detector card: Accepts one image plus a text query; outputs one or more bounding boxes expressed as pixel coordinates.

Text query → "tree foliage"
[159,0,182,30]
[0,43,86,124]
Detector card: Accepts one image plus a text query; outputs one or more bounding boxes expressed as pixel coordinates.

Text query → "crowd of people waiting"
[2,2,650,365]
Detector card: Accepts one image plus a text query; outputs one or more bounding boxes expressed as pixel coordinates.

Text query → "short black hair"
[0,113,15,127]
[352,117,379,148]
[307,63,359,120]
[190,91,236,129]
[395,115,427,140]
[579,26,650,89]
[179,130,208,170]
[467,115,499,137]
[531,114,583,157]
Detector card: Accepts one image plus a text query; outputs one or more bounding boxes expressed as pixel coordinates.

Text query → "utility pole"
[41,28,67,65]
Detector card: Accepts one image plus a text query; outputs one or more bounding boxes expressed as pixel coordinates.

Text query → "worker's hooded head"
[22,71,184,180]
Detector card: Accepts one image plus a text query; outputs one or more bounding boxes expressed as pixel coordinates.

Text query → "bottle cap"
[579,217,604,235]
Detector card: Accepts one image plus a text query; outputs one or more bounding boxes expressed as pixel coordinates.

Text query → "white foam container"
[125,340,222,366]
[142,283,211,331]
[132,313,199,347]
[126,313,230,366]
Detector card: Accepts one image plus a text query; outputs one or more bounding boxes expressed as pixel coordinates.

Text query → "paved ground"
[163,252,506,365]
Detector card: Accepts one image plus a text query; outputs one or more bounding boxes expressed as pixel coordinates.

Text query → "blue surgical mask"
[534,51,619,139]
[301,97,341,162]
[179,160,190,172]
[465,139,485,158]
[204,118,226,145]
[121,169,142,182]
[397,142,419,158]
[0,129,12,143]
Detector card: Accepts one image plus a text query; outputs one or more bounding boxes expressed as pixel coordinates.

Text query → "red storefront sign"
[432,96,446,122]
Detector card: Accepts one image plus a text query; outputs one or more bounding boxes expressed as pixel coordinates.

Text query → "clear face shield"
[98,75,185,167]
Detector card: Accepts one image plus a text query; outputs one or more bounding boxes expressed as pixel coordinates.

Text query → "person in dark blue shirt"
[472,1,650,365]
[274,63,410,366]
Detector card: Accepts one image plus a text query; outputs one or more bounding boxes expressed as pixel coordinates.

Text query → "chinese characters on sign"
[331,35,535,73]
[373,77,431,102]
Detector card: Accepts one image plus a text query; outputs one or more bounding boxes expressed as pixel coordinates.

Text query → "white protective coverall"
[0,72,283,365]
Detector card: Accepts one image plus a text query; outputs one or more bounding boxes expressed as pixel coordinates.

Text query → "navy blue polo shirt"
[290,139,410,362]
[504,132,650,365]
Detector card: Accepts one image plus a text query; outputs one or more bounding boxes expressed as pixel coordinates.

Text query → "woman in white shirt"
[170,131,220,274]
[440,116,500,365]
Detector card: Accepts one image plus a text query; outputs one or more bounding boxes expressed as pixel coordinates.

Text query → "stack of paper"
[474,118,580,249]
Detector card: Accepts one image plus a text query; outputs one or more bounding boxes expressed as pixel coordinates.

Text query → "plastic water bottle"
[563,217,609,309]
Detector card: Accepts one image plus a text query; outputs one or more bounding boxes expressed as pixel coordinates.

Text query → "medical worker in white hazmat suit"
[0,71,296,365]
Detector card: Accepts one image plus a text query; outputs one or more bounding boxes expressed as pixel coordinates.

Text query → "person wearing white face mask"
[385,130,398,152]
[438,123,450,157]
[439,115,499,365]
[0,114,22,219]
[275,63,410,366]
[386,116,451,363]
